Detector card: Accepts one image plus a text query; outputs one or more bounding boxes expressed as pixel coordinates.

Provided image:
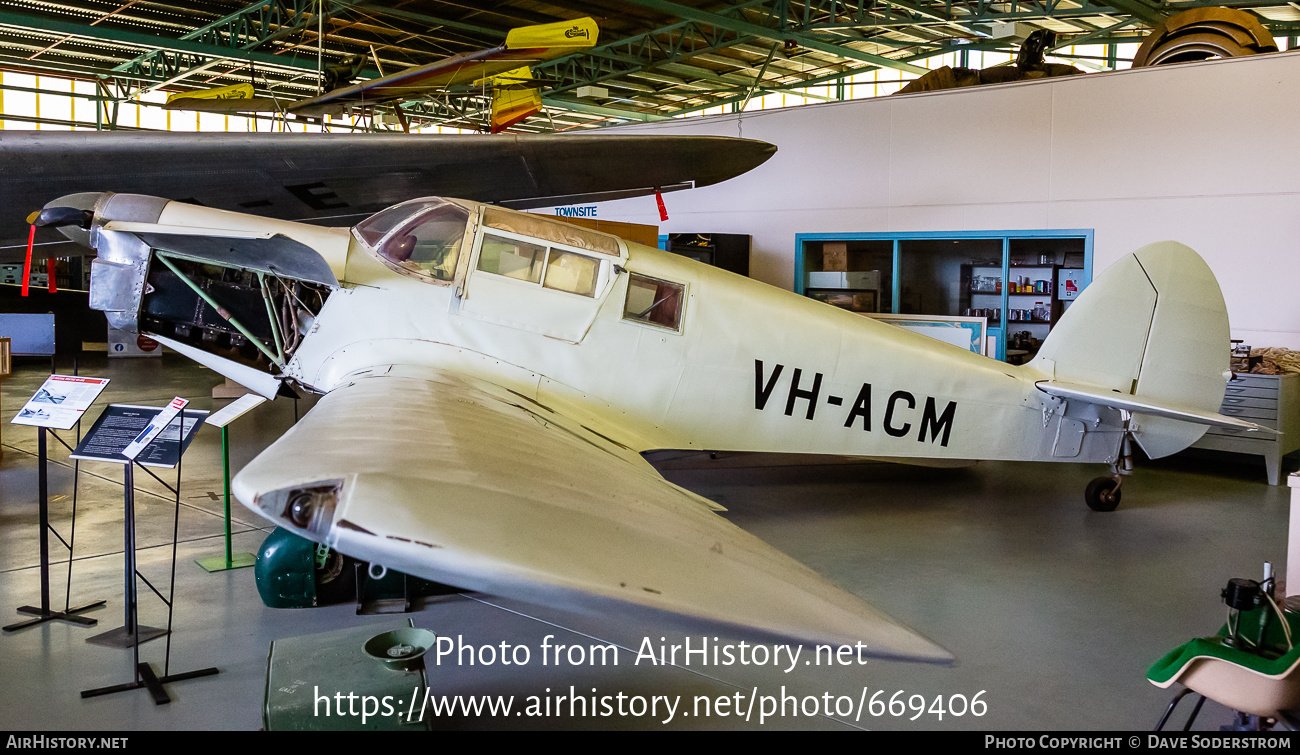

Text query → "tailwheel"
[1085,476,1122,512]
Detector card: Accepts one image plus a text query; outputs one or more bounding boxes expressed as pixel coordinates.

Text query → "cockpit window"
[356,200,470,283]
[355,200,438,246]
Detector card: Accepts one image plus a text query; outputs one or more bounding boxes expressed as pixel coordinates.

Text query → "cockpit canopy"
[354,198,470,282]
[352,197,625,290]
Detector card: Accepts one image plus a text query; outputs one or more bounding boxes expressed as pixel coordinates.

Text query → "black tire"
[315,551,358,605]
[1085,477,1121,512]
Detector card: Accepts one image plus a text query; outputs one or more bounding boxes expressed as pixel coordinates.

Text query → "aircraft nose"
[37,192,107,249]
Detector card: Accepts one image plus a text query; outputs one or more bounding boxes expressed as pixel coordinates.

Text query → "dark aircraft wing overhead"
[0,132,776,262]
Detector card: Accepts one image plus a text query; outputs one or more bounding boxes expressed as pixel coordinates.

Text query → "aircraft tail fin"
[488,67,542,133]
[1026,241,1235,458]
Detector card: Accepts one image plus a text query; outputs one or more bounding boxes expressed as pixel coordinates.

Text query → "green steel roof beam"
[348,3,508,39]
[617,0,930,74]
[805,0,990,37]
[541,96,670,121]
[656,61,761,85]
[0,9,322,73]
[656,38,1009,117]
[1094,0,1168,25]
[107,0,380,101]
[1051,16,1143,49]
[792,0,1157,30]
[533,0,775,92]
[112,0,362,72]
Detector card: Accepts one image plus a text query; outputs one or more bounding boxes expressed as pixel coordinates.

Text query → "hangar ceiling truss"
[0,0,1295,132]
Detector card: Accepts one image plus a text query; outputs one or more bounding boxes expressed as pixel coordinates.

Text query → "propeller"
[27,206,93,229]
[19,206,92,295]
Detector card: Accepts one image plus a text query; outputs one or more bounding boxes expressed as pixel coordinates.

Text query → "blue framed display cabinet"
[794,230,1093,362]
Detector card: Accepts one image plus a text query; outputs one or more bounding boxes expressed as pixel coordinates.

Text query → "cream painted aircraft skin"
[51,191,1267,666]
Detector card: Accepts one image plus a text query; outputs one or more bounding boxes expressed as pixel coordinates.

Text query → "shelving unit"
[794,230,1093,362]
[799,239,891,313]
[966,263,1062,362]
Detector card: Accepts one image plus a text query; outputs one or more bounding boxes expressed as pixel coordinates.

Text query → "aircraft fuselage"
[276,207,1125,467]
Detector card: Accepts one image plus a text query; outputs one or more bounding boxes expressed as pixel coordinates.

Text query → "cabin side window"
[474,231,603,298]
[623,273,685,332]
[544,250,600,297]
[477,233,545,282]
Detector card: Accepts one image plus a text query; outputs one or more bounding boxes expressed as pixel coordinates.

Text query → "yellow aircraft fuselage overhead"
[49,189,1263,665]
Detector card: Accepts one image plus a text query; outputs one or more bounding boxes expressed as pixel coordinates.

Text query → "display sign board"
[11,375,111,430]
[0,313,56,356]
[71,403,208,468]
[205,393,267,429]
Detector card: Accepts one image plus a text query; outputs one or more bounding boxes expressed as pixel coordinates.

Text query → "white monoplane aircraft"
[40,185,1267,664]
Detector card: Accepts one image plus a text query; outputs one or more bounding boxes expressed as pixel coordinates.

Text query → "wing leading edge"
[0,132,776,261]
[233,368,953,664]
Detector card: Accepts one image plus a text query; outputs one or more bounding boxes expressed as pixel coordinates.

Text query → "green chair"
[1147,603,1300,729]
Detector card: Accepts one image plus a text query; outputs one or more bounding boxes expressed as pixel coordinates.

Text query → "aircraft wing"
[0,132,775,262]
[233,367,953,664]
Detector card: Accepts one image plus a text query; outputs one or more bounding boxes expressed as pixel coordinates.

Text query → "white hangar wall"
[568,50,1300,349]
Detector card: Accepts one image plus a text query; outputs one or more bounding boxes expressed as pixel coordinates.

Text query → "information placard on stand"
[73,400,220,705]
[196,394,267,573]
[75,403,205,648]
[4,375,110,633]
[11,375,108,430]
[71,404,206,468]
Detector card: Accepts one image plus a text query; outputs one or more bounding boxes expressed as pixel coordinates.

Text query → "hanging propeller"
[27,206,94,230]
[19,207,93,295]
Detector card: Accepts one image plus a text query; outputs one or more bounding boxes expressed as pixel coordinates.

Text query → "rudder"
[1026,241,1230,458]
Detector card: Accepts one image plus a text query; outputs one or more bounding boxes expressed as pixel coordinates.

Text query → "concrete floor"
[0,354,1292,730]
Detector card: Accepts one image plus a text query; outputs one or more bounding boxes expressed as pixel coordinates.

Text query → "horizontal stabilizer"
[1035,380,1277,434]
[505,17,598,49]
[166,83,255,104]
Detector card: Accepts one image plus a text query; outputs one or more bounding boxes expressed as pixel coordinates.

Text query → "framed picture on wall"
[862,313,989,356]
[807,289,878,313]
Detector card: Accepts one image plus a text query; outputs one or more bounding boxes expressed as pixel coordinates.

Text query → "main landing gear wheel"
[1085,477,1122,512]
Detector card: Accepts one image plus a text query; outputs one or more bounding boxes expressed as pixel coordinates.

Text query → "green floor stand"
[197,552,256,572]
[196,426,255,573]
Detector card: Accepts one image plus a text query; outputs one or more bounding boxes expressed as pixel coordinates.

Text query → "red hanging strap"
[21,224,34,297]
[654,190,668,222]
[47,255,57,293]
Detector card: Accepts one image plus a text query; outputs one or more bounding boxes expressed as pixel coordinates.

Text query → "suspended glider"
[164,17,599,133]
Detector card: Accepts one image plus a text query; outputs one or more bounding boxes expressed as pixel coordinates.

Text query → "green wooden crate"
[264,619,432,731]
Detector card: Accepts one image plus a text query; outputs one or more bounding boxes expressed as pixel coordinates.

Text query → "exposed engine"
[140,256,330,373]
